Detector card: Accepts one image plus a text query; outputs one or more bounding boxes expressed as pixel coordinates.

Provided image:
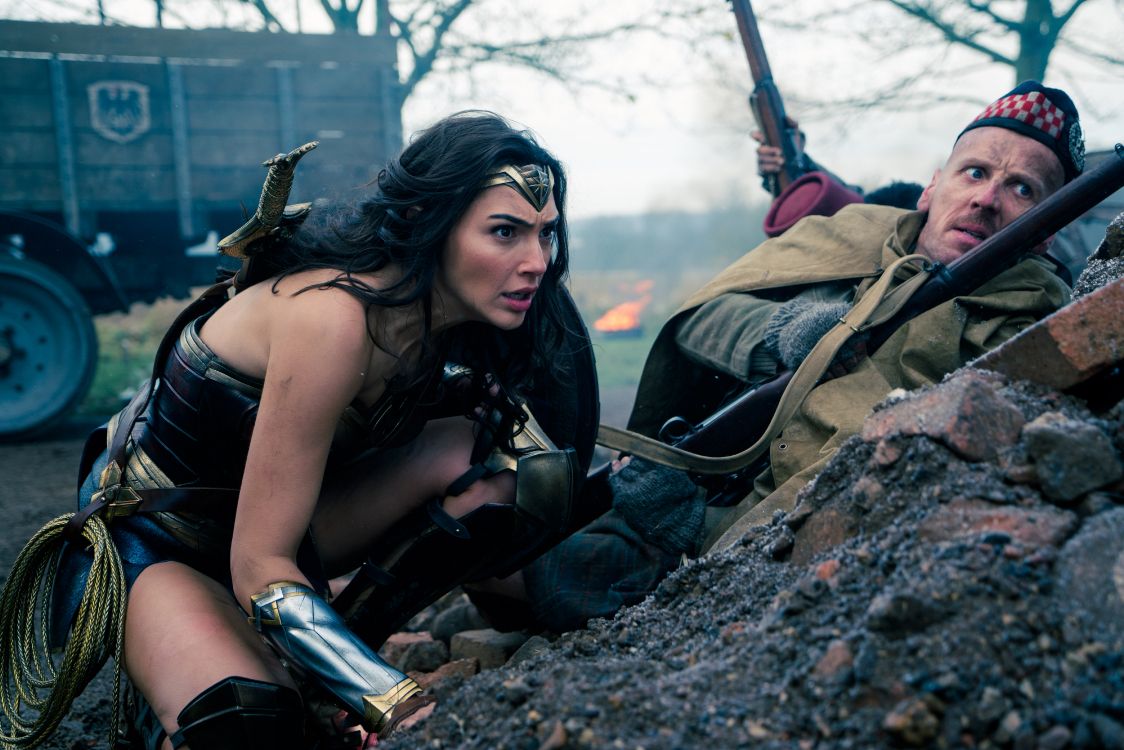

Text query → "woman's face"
[435,185,559,330]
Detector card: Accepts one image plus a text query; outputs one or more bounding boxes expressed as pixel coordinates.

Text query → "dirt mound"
[387,372,1124,749]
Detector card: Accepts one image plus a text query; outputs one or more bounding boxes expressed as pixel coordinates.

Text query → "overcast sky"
[7,0,1124,219]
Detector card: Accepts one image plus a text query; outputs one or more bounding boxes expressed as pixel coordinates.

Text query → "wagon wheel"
[0,254,98,440]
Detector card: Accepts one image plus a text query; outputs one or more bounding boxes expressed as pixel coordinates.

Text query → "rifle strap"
[597,253,934,475]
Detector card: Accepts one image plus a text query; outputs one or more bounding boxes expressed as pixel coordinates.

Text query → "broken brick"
[972,278,1124,390]
[862,371,1025,462]
[792,507,855,565]
[917,498,1077,548]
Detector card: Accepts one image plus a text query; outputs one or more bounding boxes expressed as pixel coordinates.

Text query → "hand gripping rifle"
[593,145,1124,500]
[731,0,810,197]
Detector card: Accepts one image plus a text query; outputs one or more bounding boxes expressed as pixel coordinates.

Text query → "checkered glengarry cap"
[958,80,1084,183]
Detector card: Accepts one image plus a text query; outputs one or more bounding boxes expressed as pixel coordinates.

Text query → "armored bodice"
[122,314,435,492]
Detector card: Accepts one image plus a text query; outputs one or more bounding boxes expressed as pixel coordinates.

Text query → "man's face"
[915,126,1065,265]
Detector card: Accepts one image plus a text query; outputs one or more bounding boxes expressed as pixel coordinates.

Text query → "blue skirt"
[49,449,229,647]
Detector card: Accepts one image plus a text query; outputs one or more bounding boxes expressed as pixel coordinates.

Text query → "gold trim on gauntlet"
[249,581,421,734]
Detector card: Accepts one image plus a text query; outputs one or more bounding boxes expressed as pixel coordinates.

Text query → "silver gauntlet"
[249,581,421,733]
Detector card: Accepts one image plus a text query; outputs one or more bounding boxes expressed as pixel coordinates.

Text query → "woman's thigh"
[124,561,295,736]
[312,415,516,575]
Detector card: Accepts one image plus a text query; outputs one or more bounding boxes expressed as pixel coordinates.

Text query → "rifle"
[730,0,809,197]
[664,145,1124,476]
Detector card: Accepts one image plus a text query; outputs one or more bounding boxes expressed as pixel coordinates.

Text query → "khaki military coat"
[625,204,1071,553]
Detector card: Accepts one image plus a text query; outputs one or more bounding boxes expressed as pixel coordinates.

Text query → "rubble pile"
[386,284,1124,748]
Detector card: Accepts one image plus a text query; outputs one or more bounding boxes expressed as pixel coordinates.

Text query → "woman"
[23,111,580,750]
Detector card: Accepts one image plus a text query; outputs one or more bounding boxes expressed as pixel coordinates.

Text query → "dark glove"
[764,299,852,371]
[611,458,705,556]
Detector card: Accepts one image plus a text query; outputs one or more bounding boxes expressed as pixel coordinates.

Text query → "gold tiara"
[479,164,555,211]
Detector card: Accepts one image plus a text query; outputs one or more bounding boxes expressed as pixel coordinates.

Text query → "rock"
[883,697,941,746]
[917,498,1077,548]
[792,507,854,565]
[865,592,946,635]
[814,559,841,583]
[1023,412,1124,502]
[431,599,490,643]
[1053,508,1124,641]
[379,631,450,673]
[1090,714,1124,748]
[507,635,552,666]
[811,639,853,683]
[1036,724,1073,750]
[871,437,903,467]
[862,371,1025,461]
[449,628,531,670]
[409,658,479,691]
[992,710,1023,744]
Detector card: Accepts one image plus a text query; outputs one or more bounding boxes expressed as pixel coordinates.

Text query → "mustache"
[952,211,999,233]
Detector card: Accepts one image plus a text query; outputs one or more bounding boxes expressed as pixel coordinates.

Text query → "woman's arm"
[230,283,374,611]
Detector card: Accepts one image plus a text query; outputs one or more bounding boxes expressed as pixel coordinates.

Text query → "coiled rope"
[0,512,126,749]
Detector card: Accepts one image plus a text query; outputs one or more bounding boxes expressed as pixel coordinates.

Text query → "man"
[518,81,1081,631]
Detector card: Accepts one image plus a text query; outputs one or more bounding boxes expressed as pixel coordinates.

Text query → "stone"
[1035,725,1073,750]
[791,507,855,565]
[1023,411,1124,502]
[812,639,853,682]
[865,592,946,635]
[871,438,903,467]
[409,658,479,691]
[1053,508,1124,641]
[882,697,940,746]
[917,498,1077,549]
[814,559,841,583]
[379,631,450,673]
[431,599,490,643]
[862,371,1025,461]
[450,628,531,670]
[972,278,1124,389]
[507,634,552,666]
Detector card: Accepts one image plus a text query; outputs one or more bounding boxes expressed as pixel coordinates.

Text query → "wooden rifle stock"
[672,144,1124,461]
[730,0,806,196]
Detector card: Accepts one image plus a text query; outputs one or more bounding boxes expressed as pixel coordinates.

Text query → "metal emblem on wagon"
[88,80,151,144]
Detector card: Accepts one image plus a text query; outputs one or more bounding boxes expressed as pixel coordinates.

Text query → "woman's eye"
[540,226,557,242]
[494,226,515,239]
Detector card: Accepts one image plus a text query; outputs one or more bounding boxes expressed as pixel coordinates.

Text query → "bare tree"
[698,0,1124,115]
[880,0,1115,83]
[225,0,680,103]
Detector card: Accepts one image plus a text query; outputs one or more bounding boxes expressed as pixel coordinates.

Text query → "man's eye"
[1014,183,1033,199]
[966,167,984,179]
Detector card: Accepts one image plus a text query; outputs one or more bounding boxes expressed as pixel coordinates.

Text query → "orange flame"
[593,281,654,332]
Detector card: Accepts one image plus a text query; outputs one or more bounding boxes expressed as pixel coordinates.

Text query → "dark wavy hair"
[263,110,574,396]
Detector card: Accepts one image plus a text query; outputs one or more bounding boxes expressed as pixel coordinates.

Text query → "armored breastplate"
[128,315,434,493]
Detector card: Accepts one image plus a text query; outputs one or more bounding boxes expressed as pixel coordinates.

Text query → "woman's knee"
[124,562,295,737]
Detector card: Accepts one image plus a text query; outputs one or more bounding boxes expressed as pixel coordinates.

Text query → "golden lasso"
[0,513,126,748]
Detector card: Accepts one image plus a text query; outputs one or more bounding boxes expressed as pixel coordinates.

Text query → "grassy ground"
[79,296,185,415]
